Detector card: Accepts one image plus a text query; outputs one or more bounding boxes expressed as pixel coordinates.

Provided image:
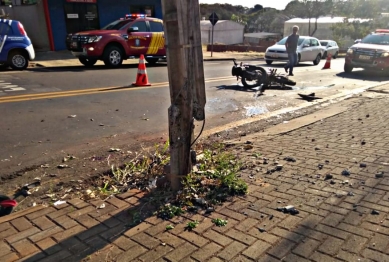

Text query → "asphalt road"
[1,58,389,175]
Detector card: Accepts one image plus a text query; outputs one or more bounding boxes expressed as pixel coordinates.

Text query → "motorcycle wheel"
[277,76,296,86]
[241,68,267,88]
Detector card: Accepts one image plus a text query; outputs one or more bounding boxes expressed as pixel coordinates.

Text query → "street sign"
[209,12,219,26]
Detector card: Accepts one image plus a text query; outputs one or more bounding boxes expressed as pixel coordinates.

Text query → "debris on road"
[53,200,66,206]
[276,205,299,215]
[298,93,322,101]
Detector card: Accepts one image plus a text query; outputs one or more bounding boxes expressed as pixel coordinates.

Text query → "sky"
[199,0,293,10]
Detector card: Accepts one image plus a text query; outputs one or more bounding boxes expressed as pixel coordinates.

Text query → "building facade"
[0,0,163,51]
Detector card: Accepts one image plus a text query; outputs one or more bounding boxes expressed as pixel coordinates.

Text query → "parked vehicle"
[0,19,35,70]
[319,40,339,59]
[265,36,323,66]
[344,29,389,74]
[66,14,166,67]
[231,59,296,89]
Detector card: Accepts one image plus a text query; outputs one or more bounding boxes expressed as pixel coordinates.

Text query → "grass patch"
[89,142,247,224]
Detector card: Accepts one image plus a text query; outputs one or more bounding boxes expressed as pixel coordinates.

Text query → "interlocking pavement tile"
[267,239,296,259]
[225,228,256,245]
[368,233,389,252]
[217,241,247,261]
[179,231,209,247]
[138,244,173,262]
[0,241,13,256]
[292,238,320,258]
[342,234,368,253]
[28,226,63,243]
[164,242,197,262]
[12,239,39,257]
[317,236,344,256]
[5,226,41,244]
[36,237,63,256]
[203,230,233,247]
[31,216,56,231]
[10,217,33,232]
[283,253,311,262]
[112,236,137,251]
[131,232,161,249]
[242,240,271,260]
[310,251,343,262]
[156,232,185,248]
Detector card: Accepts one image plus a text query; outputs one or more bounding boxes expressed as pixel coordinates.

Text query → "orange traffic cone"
[132,55,151,86]
[322,53,332,69]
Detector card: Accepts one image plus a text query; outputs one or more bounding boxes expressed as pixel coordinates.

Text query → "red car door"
[146,20,165,56]
[126,20,149,56]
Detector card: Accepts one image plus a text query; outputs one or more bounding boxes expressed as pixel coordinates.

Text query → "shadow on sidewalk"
[23,190,176,261]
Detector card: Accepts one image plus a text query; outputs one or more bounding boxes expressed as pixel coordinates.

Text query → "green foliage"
[166,225,174,230]
[212,218,228,227]
[156,204,185,219]
[186,220,199,230]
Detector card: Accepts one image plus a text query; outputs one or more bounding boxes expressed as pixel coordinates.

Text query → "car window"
[131,21,148,32]
[310,39,319,46]
[101,20,133,30]
[320,41,328,46]
[0,23,12,35]
[361,34,389,45]
[149,21,163,32]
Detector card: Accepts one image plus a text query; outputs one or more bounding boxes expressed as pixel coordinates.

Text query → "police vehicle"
[0,19,35,70]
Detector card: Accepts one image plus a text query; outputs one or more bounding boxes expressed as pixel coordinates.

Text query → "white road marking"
[5,87,26,92]
[0,81,26,92]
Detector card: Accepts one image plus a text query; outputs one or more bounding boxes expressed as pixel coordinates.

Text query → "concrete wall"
[2,2,50,51]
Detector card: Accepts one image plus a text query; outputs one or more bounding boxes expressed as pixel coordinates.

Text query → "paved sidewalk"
[1,87,389,262]
[30,49,263,68]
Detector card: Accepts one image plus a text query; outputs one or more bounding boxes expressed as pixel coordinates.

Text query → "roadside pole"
[162,0,206,191]
[209,12,219,58]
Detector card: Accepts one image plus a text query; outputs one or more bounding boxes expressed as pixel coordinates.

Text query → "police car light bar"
[375,29,389,33]
[125,14,147,19]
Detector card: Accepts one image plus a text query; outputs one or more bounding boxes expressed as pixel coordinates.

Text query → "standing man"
[284,25,300,76]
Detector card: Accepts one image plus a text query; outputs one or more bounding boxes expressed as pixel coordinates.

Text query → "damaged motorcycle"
[231,59,296,91]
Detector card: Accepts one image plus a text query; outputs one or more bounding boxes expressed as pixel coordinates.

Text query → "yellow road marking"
[0,76,235,103]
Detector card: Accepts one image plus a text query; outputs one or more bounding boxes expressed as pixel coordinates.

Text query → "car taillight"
[17,22,27,36]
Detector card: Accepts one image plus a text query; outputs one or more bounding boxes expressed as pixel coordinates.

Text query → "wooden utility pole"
[161,0,206,190]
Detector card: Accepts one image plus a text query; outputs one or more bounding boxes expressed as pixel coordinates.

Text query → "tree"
[254,9,278,32]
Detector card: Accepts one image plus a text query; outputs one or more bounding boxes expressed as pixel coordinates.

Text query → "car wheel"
[8,51,28,70]
[296,54,301,66]
[344,63,353,73]
[322,51,327,59]
[265,60,273,65]
[79,57,97,67]
[313,54,321,65]
[145,58,159,65]
[103,46,123,67]
[333,51,338,59]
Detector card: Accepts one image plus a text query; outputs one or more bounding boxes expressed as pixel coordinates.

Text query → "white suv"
[265,36,324,66]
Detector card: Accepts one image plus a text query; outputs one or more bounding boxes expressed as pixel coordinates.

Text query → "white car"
[265,36,324,66]
[319,40,339,59]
